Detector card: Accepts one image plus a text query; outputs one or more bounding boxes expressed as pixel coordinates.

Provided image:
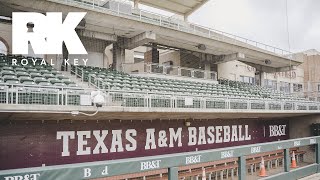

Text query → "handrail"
[53,0,294,59]
[1,80,319,110]
[0,136,319,180]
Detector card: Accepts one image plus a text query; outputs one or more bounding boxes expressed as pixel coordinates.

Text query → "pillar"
[62,43,68,71]
[284,149,290,172]
[238,156,246,180]
[205,62,211,79]
[112,42,125,71]
[168,167,178,180]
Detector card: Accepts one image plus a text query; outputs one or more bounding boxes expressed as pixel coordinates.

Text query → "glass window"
[240,76,255,85]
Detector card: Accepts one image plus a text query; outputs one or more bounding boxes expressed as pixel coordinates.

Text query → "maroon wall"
[0,119,289,170]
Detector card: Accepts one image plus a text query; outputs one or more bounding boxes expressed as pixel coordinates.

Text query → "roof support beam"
[213,52,246,64]
[78,29,117,42]
[123,31,156,50]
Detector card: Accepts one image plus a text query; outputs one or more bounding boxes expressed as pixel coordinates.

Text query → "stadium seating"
[74,64,311,103]
[219,79,307,101]
[0,54,80,105]
[0,54,77,87]
[0,54,316,109]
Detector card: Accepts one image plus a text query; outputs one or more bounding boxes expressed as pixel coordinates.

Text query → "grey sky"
[142,0,320,53]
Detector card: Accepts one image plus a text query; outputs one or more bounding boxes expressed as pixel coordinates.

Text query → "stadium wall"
[0,118,289,170]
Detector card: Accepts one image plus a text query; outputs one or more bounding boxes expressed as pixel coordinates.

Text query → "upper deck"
[0,0,303,70]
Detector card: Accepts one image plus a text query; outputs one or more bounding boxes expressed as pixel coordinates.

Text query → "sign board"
[0,119,289,170]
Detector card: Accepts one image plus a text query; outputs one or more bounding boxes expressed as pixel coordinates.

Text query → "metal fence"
[53,0,295,59]
[1,80,319,111]
[1,136,320,180]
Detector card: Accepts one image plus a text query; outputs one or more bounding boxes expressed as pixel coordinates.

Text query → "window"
[293,84,303,92]
[264,79,277,90]
[240,76,255,85]
[280,81,290,93]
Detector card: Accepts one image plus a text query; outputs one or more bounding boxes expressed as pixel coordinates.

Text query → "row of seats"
[219,79,308,102]
[0,54,77,87]
[73,65,264,99]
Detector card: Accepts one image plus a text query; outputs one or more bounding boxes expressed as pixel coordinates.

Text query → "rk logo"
[12,12,87,54]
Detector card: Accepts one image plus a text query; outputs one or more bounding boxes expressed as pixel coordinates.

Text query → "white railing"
[0,82,319,111]
[85,76,320,110]
[55,0,294,59]
[122,63,217,81]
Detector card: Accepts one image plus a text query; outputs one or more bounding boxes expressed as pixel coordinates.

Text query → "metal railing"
[2,81,318,111]
[1,136,320,180]
[53,0,294,59]
[70,65,85,82]
[0,83,94,106]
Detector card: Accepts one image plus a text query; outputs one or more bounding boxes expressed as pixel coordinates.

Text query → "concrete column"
[259,71,265,87]
[112,43,125,71]
[62,43,68,71]
[205,63,211,79]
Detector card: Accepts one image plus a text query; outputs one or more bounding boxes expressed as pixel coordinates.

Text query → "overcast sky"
[141,0,320,53]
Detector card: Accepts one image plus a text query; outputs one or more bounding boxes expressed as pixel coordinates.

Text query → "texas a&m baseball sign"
[0,119,288,170]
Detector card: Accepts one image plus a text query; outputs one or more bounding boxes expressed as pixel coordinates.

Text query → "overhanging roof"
[137,0,209,16]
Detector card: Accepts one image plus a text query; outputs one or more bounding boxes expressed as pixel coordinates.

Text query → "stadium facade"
[0,0,320,180]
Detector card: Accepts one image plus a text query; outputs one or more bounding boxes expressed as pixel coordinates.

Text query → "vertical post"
[284,148,290,172]
[316,143,320,166]
[168,167,178,180]
[6,87,8,104]
[238,156,246,180]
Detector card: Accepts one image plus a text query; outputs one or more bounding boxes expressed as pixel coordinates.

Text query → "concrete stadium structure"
[0,0,320,180]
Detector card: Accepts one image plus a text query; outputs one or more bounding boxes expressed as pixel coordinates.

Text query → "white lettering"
[145,129,156,150]
[140,160,161,170]
[77,131,91,155]
[57,131,75,157]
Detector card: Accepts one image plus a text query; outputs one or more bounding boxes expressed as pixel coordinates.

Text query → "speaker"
[311,123,320,136]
